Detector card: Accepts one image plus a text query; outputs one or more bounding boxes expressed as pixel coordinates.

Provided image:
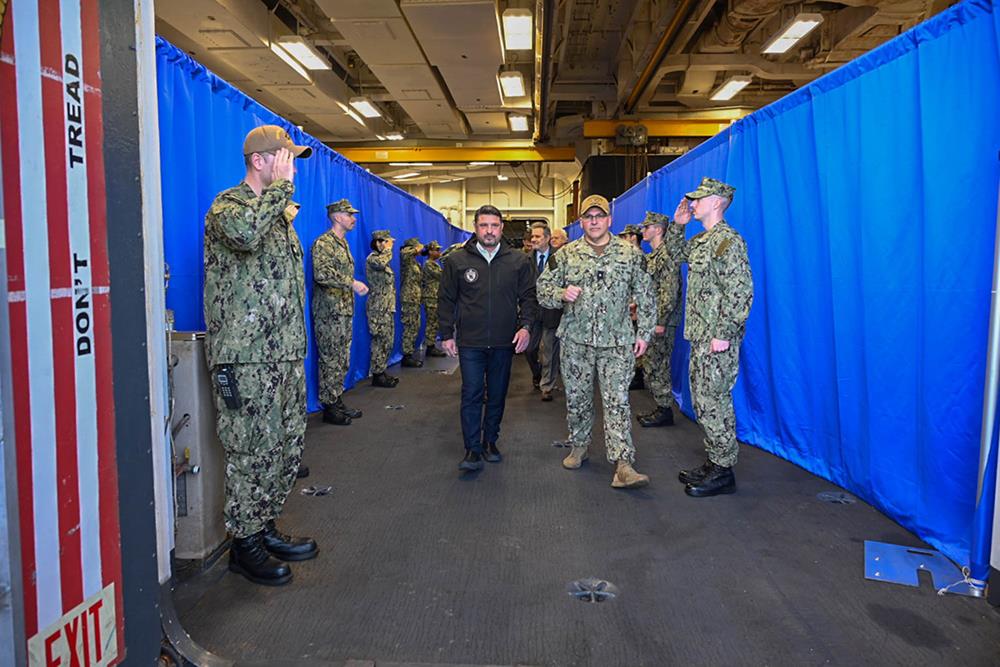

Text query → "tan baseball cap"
[580,194,610,215]
[243,125,312,158]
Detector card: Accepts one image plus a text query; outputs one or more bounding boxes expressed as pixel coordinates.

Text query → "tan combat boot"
[562,446,589,470]
[612,461,649,488]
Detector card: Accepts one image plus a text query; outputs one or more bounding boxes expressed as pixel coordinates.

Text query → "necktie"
[537,253,545,274]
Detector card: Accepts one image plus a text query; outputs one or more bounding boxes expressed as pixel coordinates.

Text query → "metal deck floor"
[173,356,1000,666]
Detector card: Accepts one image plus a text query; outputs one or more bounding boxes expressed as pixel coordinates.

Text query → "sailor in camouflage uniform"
[421,241,446,357]
[312,199,368,426]
[637,211,683,428]
[400,237,425,367]
[366,229,400,387]
[669,177,754,497]
[619,223,646,391]
[204,125,317,586]
[537,194,655,489]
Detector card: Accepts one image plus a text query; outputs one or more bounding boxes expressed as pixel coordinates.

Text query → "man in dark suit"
[525,222,563,401]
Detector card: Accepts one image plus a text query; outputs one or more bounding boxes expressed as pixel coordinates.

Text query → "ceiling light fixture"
[508,114,529,132]
[469,161,495,166]
[274,36,330,71]
[393,172,420,180]
[498,70,526,98]
[269,42,311,82]
[502,9,533,50]
[349,96,382,118]
[761,13,824,55]
[389,162,432,166]
[336,102,368,127]
[497,173,509,181]
[385,132,405,141]
[375,134,387,141]
[709,75,753,101]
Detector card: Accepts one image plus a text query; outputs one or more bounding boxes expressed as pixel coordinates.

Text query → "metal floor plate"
[864,541,982,597]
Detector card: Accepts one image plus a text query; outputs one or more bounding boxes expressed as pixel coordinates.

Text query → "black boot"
[262,520,318,561]
[336,396,362,419]
[228,532,293,586]
[629,368,645,391]
[678,459,712,484]
[638,406,674,427]
[372,372,399,388]
[322,403,351,425]
[685,462,736,497]
[426,345,446,358]
[458,450,484,472]
[401,353,423,368]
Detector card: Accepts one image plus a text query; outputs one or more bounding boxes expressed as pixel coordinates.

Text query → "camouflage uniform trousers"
[369,312,395,374]
[561,340,637,463]
[642,325,677,408]
[424,303,439,347]
[689,340,741,467]
[212,360,306,538]
[401,300,422,354]
[315,313,352,405]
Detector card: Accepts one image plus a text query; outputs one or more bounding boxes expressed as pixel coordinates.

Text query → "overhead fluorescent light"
[385,132,405,141]
[497,174,509,181]
[274,36,330,71]
[269,42,311,82]
[502,9,533,50]
[710,75,753,101]
[336,102,367,127]
[499,70,526,98]
[389,162,432,166]
[376,134,387,141]
[350,96,382,118]
[469,161,495,166]
[508,114,529,132]
[393,172,420,180]
[762,13,824,55]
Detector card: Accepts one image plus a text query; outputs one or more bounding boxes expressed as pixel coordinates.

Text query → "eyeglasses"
[581,213,609,222]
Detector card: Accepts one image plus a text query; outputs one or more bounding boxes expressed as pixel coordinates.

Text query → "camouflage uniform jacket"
[365,249,396,313]
[421,259,442,306]
[203,179,306,367]
[645,241,683,327]
[666,220,753,343]
[537,235,655,347]
[400,245,423,304]
[312,230,354,318]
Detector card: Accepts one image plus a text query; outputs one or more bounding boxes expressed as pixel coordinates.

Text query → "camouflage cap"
[426,240,442,251]
[402,237,422,248]
[327,198,359,215]
[641,211,670,227]
[243,125,312,158]
[580,194,610,215]
[619,224,642,236]
[685,177,735,200]
[371,229,394,242]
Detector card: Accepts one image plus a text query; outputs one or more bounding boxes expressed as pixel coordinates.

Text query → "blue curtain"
[155,38,469,413]
[619,0,1000,571]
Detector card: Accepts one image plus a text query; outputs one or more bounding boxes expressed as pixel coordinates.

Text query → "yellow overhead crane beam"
[334,146,577,163]
[582,119,732,138]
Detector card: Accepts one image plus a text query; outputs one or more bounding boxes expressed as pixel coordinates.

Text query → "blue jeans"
[458,347,514,452]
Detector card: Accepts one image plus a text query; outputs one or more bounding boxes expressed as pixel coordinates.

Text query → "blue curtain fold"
[612,0,1000,569]
[155,37,469,413]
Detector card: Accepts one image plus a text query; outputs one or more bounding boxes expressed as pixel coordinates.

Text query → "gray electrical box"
[170,332,227,560]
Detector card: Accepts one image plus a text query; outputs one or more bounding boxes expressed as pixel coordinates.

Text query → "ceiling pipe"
[695,0,788,53]
[623,0,697,115]
[535,0,556,143]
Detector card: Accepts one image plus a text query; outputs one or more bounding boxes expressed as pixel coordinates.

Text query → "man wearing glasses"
[537,195,655,489]
[204,125,318,586]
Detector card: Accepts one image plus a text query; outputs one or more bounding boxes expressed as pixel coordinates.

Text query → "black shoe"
[458,450,484,472]
[322,404,351,425]
[685,463,736,497]
[532,378,541,392]
[678,459,712,485]
[638,406,674,427]
[426,346,446,358]
[401,353,423,368]
[541,390,554,402]
[372,372,398,388]
[228,532,293,586]
[262,520,318,561]
[335,396,362,419]
[484,442,502,463]
[296,465,310,479]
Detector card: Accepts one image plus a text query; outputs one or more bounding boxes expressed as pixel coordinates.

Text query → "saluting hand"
[272,147,295,184]
[674,198,692,225]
